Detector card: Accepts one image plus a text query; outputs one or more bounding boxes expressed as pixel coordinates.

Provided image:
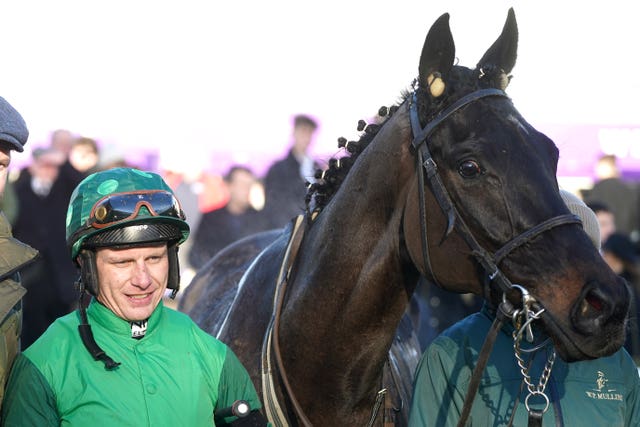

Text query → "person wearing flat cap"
[0,96,38,412]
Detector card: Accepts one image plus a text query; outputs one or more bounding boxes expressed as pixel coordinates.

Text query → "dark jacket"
[262,151,311,229]
[12,168,82,347]
[189,206,268,269]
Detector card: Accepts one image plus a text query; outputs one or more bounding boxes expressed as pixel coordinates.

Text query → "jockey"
[2,167,268,426]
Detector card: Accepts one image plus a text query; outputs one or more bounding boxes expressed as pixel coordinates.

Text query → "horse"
[180,9,630,426]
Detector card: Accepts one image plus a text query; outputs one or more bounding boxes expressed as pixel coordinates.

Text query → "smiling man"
[1,168,267,426]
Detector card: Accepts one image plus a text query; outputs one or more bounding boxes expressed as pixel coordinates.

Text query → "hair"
[224,165,254,182]
[586,201,613,215]
[73,137,99,154]
[294,114,318,130]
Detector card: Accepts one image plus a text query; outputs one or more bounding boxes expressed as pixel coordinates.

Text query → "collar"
[86,298,164,339]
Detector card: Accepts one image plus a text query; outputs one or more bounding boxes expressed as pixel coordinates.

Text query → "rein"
[408,88,580,427]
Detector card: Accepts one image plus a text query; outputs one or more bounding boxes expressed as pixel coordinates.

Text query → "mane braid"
[304,103,402,215]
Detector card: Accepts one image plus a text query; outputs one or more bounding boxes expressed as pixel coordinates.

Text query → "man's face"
[69,144,98,172]
[94,243,169,321]
[292,124,316,155]
[228,169,255,210]
[0,145,11,199]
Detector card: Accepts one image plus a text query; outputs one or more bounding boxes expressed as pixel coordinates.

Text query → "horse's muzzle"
[569,278,630,349]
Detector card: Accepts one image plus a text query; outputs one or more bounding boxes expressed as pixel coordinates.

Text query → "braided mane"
[304,100,405,215]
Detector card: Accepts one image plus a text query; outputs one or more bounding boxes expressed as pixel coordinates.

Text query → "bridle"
[408,87,580,427]
[409,87,580,298]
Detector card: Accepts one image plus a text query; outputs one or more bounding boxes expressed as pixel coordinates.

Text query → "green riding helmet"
[66,167,190,296]
[66,167,190,258]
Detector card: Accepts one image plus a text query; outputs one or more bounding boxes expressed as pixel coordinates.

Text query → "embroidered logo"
[585,371,623,401]
[131,320,148,339]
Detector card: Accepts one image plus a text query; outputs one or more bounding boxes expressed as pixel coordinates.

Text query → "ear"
[477,8,518,75]
[418,13,455,97]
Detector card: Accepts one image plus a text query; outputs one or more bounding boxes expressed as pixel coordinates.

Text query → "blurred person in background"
[262,114,319,229]
[583,154,640,241]
[68,136,99,175]
[49,129,74,157]
[189,165,268,270]
[158,151,204,286]
[587,201,616,245]
[601,232,640,360]
[12,147,78,348]
[0,96,39,411]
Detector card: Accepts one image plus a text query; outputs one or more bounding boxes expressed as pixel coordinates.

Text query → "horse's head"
[402,9,630,362]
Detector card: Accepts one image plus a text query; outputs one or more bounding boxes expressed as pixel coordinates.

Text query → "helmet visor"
[88,190,185,229]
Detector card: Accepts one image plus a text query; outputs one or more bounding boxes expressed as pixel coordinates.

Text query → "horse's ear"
[477,8,518,83]
[418,13,455,98]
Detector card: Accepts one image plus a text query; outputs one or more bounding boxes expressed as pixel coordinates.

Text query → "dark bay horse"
[181,9,629,426]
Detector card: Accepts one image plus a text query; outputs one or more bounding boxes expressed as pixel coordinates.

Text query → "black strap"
[76,279,120,371]
[78,322,120,370]
[528,409,544,427]
[493,214,582,265]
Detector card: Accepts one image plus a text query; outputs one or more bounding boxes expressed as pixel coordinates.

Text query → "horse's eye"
[458,160,482,178]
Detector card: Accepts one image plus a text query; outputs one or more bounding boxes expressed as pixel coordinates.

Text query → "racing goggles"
[88,190,185,229]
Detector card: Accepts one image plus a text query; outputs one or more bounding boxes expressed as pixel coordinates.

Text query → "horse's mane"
[304,96,406,215]
[304,65,504,215]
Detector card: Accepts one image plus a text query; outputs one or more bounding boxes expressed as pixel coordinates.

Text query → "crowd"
[1,88,640,426]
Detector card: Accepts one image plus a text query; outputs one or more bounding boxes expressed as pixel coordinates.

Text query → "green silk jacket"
[2,299,261,426]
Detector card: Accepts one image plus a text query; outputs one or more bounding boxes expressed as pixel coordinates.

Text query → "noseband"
[408,88,581,298]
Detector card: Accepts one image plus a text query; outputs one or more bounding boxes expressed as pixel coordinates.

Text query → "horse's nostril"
[585,292,604,312]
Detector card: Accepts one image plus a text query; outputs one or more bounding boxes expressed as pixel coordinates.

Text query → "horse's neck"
[278,109,419,418]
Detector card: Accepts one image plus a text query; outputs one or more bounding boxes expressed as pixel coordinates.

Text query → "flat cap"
[0,96,28,152]
[560,189,601,250]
